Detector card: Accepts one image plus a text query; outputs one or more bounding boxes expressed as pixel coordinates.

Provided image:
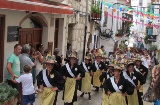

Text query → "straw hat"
[102,55,107,59]
[127,60,135,66]
[108,63,114,67]
[95,53,102,58]
[85,56,91,60]
[113,65,122,71]
[69,52,77,59]
[135,58,142,62]
[44,55,57,64]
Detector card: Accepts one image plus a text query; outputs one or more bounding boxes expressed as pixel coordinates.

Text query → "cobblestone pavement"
[34,84,153,105]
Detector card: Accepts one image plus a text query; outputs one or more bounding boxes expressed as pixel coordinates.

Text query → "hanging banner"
[107,13,160,28]
[102,2,160,17]
[148,35,157,42]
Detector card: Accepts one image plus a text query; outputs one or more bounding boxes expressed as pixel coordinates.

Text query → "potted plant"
[0,84,18,105]
[91,5,102,19]
[115,29,123,37]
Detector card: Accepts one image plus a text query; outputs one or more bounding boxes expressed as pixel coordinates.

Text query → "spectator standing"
[11,65,35,105]
[54,48,62,74]
[65,45,72,63]
[30,47,38,84]
[19,44,36,74]
[98,45,104,55]
[85,48,90,56]
[6,44,22,104]
[36,44,44,76]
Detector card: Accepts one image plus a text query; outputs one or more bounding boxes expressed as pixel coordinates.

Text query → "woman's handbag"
[143,86,156,102]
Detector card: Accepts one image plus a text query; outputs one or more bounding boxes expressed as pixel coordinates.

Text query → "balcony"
[91,1,102,20]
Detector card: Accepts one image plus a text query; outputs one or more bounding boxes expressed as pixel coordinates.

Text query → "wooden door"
[19,28,42,48]
[0,15,5,83]
[54,19,59,49]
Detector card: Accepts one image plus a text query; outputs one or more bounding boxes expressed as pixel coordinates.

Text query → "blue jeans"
[23,93,35,105]
[154,99,160,105]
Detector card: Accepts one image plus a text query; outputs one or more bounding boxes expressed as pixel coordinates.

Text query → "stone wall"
[64,0,94,63]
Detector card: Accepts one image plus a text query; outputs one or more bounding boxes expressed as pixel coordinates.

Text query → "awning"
[0,0,73,14]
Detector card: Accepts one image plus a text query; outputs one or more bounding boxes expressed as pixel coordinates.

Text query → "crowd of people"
[6,44,160,105]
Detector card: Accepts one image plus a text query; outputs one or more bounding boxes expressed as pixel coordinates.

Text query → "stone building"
[0,0,97,82]
[0,0,74,83]
[64,0,94,62]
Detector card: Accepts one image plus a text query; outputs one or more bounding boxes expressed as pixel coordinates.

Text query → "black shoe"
[80,92,84,97]
[17,102,20,105]
[95,87,99,92]
[88,93,91,100]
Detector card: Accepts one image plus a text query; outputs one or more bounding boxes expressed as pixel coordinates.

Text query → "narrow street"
[34,83,153,105]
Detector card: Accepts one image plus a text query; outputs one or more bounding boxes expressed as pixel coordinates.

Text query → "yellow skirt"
[127,89,139,105]
[93,70,102,87]
[138,81,143,92]
[81,72,91,93]
[108,92,126,105]
[102,89,109,105]
[64,77,76,103]
[40,87,56,105]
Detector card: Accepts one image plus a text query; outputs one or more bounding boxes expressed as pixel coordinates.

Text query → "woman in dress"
[36,44,44,76]
[61,53,85,105]
[122,61,145,105]
[79,56,93,100]
[100,63,114,105]
[29,47,37,85]
[103,65,134,105]
[91,53,105,92]
[36,55,65,105]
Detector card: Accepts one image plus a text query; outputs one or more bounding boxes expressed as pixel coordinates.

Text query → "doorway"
[0,15,5,83]
[19,16,43,48]
[19,28,42,48]
[54,19,59,49]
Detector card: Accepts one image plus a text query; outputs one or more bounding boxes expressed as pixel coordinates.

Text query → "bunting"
[107,13,160,28]
[102,2,160,18]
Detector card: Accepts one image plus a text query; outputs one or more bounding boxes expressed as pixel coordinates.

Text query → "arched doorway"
[19,13,48,48]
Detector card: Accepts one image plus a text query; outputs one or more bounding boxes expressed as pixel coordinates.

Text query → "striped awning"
[0,0,73,14]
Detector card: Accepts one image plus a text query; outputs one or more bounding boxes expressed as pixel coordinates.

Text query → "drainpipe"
[82,0,88,61]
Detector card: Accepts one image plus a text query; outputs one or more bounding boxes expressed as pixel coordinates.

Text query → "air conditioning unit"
[46,0,64,3]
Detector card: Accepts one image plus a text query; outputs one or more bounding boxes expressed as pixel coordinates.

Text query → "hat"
[145,55,150,58]
[120,64,125,70]
[127,60,135,66]
[85,56,91,60]
[44,55,57,64]
[108,63,114,67]
[95,53,102,58]
[103,55,107,58]
[69,52,77,59]
[114,65,122,71]
[135,58,141,61]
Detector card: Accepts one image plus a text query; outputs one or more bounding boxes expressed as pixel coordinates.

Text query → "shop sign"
[7,26,20,42]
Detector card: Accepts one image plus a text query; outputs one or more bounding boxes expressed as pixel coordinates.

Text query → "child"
[11,65,35,105]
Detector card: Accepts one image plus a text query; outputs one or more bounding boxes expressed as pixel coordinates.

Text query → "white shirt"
[16,73,35,95]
